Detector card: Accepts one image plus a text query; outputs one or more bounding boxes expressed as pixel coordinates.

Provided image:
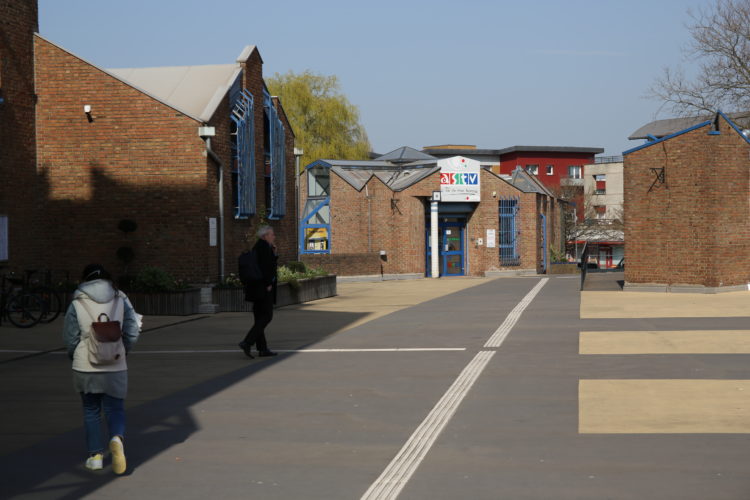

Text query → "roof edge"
[237,45,263,64]
[622,120,712,155]
[34,33,204,123]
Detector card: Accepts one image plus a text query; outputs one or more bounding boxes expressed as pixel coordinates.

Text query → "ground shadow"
[0,308,366,499]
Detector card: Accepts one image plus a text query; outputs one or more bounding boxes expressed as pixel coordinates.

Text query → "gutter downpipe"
[203,136,225,282]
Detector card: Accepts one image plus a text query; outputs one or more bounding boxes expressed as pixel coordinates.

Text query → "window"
[594,174,606,194]
[308,166,330,197]
[230,89,256,218]
[546,165,554,175]
[300,197,330,253]
[0,216,7,261]
[594,205,606,219]
[499,198,520,266]
[568,165,582,179]
[525,164,539,175]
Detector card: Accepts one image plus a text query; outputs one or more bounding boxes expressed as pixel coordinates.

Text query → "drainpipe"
[366,185,372,252]
[294,148,304,260]
[199,127,224,281]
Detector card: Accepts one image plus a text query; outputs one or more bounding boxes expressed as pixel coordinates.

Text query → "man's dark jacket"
[244,239,278,303]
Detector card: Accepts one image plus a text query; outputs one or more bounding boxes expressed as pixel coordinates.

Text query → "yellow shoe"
[109,436,127,474]
[85,453,103,471]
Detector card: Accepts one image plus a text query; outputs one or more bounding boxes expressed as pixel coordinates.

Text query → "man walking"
[239,225,279,358]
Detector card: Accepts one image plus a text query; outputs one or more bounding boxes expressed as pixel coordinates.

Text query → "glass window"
[304,227,329,251]
[568,165,582,179]
[308,167,330,197]
[546,165,554,175]
[525,164,539,175]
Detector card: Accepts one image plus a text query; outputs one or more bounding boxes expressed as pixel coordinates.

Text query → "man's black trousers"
[243,295,273,352]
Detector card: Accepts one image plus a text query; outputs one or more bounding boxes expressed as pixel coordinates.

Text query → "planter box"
[127,289,201,316]
[548,263,580,275]
[213,275,337,312]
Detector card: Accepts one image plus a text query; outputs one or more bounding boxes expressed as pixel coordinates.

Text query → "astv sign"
[438,156,481,202]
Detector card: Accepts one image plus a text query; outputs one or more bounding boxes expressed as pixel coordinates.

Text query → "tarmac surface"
[2,275,750,499]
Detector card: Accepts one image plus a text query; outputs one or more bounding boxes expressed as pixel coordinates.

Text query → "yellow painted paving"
[579,379,750,434]
[580,330,750,354]
[581,290,750,318]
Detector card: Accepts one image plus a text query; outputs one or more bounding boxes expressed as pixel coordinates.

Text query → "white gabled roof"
[108,63,242,122]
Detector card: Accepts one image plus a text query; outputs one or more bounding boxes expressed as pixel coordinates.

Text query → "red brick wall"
[0,0,39,267]
[33,38,298,283]
[624,116,750,287]
[301,253,381,276]
[300,166,561,276]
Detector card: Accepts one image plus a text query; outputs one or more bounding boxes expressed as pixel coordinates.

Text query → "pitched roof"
[329,164,439,192]
[629,112,750,140]
[109,63,242,122]
[375,146,436,163]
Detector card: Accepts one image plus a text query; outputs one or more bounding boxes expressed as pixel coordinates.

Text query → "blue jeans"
[80,393,125,454]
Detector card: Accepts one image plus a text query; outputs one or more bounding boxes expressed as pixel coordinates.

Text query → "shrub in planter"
[129,266,187,293]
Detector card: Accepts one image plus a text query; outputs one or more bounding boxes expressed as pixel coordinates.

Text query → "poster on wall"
[486,229,496,248]
[439,156,481,202]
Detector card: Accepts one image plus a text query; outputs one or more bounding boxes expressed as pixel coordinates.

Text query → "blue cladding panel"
[231,89,256,218]
[266,97,286,220]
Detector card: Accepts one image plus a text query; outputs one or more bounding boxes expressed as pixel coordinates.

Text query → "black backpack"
[238,249,262,285]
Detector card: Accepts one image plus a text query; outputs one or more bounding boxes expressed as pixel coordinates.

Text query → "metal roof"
[496,145,604,155]
[109,63,242,122]
[629,112,750,140]
[423,148,503,156]
[329,165,439,192]
[375,146,436,163]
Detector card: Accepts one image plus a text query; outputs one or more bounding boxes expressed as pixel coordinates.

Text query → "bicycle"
[24,269,63,324]
[0,269,43,328]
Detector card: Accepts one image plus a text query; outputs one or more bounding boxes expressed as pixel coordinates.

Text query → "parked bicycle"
[0,268,43,328]
[24,269,63,324]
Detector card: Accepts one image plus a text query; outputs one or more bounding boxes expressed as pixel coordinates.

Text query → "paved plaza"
[2,276,750,499]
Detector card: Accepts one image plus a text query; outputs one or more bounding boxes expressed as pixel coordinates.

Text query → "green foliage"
[550,246,567,264]
[277,265,328,290]
[215,273,244,289]
[130,266,187,292]
[266,71,371,169]
[286,261,307,273]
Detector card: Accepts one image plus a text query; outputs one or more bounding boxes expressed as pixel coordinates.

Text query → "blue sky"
[39,0,704,156]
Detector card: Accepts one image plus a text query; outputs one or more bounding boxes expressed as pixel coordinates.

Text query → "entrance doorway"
[426,217,466,277]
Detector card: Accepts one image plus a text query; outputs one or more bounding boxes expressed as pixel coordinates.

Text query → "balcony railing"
[594,155,624,164]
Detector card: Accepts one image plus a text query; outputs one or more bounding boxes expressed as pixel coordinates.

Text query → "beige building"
[574,156,624,269]
[584,157,623,220]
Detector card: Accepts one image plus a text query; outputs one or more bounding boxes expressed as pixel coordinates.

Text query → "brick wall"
[300,165,561,276]
[301,253,381,276]
[624,115,750,288]
[33,38,298,283]
[0,0,39,267]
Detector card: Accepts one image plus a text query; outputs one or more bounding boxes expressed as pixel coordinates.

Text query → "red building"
[497,146,603,190]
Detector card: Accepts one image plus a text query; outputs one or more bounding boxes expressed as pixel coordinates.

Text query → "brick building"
[300,147,564,278]
[424,145,603,220]
[1,0,296,282]
[623,111,750,292]
[0,0,38,264]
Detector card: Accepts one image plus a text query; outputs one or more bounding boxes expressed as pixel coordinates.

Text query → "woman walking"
[63,264,140,474]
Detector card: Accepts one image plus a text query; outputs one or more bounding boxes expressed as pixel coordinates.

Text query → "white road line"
[0,348,466,355]
[362,279,547,500]
[484,278,548,348]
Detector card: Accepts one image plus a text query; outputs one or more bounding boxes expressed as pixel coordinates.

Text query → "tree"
[266,71,371,169]
[650,0,750,116]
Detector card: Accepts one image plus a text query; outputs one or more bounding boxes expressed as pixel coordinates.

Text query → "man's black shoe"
[258,350,278,357]
[238,341,254,359]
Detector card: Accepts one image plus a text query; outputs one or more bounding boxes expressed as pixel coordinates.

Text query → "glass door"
[442,224,464,276]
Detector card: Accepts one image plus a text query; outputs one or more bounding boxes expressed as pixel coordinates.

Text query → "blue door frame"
[426,218,466,277]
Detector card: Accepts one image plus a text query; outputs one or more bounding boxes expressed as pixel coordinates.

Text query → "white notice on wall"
[486,229,496,248]
[209,217,217,247]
